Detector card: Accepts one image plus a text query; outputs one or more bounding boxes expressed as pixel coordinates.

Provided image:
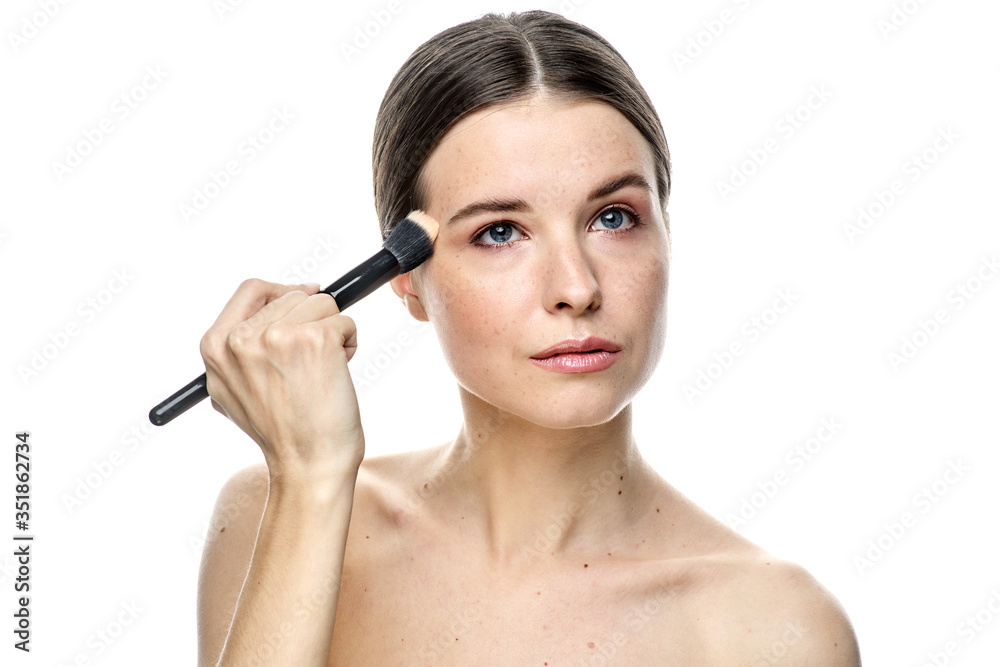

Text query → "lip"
[530,336,622,374]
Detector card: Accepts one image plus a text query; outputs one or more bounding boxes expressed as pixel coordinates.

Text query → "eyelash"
[470,205,645,251]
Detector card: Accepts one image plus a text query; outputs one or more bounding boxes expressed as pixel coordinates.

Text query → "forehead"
[419,96,657,212]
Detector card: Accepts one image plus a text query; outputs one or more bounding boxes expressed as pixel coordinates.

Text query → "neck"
[433,388,655,568]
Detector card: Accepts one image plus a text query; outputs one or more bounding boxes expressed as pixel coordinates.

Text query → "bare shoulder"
[636,473,860,664]
[337,444,448,616]
[197,461,270,666]
[343,443,450,555]
[351,443,448,516]
[198,461,269,582]
[692,550,861,666]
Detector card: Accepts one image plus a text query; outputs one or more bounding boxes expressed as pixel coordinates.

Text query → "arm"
[197,463,268,666]
[198,463,359,667]
[195,279,366,666]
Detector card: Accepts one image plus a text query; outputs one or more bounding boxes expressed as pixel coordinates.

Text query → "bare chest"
[329,552,705,665]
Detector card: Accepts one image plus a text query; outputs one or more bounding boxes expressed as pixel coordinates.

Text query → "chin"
[473,380,636,431]
[451,347,656,430]
[557,393,634,429]
[536,406,629,430]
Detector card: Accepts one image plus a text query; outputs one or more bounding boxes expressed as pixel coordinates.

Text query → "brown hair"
[372,10,671,241]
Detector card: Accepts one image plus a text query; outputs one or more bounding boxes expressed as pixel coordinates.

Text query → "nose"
[540,235,602,315]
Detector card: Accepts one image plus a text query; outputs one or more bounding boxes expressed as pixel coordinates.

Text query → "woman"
[197,10,861,665]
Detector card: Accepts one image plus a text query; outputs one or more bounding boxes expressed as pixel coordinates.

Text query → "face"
[392,95,670,429]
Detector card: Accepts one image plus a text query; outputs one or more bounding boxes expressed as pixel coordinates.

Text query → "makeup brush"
[149,210,439,426]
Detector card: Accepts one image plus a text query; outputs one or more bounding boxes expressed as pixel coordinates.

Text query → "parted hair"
[372,10,671,240]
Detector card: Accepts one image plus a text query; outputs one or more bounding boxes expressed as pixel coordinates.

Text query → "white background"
[2,0,998,664]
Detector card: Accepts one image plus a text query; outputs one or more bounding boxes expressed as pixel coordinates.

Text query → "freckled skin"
[321,95,861,664]
[407,96,670,428]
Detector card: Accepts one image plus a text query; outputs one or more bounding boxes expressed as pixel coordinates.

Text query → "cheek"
[604,247,669,366]
[422,256,528,371]
[603,236,669,307]
[641,253,670,311]
[640,254,670,366]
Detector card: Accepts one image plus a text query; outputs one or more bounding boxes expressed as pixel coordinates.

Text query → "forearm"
[215,465,359,667]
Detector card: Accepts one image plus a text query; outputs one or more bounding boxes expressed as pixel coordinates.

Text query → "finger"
[269,292,344,328]
[311,310,358,362]
[243,283,342,330]
[343,323,358,363]
[209,279,320,333]
[242,289,313,330]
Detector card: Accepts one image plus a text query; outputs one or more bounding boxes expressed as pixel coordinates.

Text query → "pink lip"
[530,336,622,374]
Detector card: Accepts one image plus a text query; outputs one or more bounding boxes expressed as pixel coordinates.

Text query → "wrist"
[265,454,362,501]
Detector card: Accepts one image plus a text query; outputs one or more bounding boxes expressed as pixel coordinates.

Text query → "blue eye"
[487,224,513,243]
[593,208,636,231]
[475,222,523,246]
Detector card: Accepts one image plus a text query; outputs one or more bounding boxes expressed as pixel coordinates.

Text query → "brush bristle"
[383,210,440,272]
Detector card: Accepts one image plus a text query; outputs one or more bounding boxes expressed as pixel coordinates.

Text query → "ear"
[389,272,429,322]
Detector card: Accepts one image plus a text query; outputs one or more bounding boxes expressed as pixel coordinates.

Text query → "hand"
[199,279,365,478]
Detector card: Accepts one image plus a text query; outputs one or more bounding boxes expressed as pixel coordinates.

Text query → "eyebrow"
[446,172,654,226]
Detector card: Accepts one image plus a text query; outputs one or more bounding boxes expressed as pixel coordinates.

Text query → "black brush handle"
[149,374,209,426]
[320,248,398,307]
[149,248,400,426]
